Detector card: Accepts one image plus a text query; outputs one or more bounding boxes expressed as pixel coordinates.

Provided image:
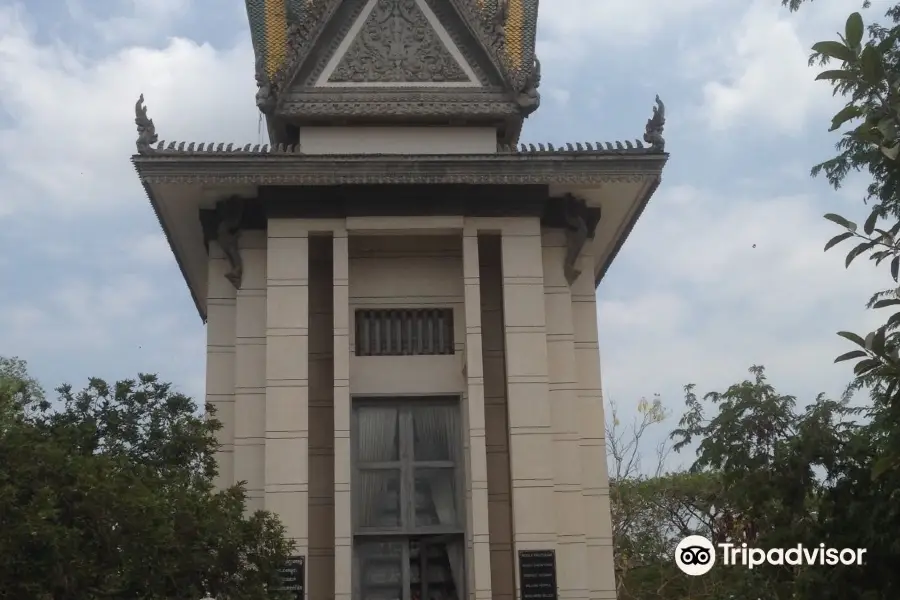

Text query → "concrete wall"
[348,235,466,396]
[298,127,498,155]
[205,220,616,600]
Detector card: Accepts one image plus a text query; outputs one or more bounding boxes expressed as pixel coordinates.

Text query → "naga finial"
[135,94,158,154]
[643,95,666,152]
[515,56,542,116]
[255,54,276,115]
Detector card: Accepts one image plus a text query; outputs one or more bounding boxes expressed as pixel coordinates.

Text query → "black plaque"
[272,555,305,600]
[518,550,557,600]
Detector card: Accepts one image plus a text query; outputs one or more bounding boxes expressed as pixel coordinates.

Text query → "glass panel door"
[358,540,405,600]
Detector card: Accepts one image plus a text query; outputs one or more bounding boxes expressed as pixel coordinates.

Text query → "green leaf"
[852,128,884,145]
[860,45,884,85]
[845,12,864,48]
[872,456,896,480]
[824,231,854,251]
[815,69,857,82]
[872,327,886,354]
[835,350,868,362]
[864,209,879,234]
[878,29,900,53]
[873,299,900,309]
[812,40,856,62]
[887,311,900,329]
[824,213,857,230]
[854,358,881,375]
[829,105,864,131]
[837,331,867,347]
[876,118,897,141]
[893,256,899,281]
[846,241,875,267]
[865,331,876,349]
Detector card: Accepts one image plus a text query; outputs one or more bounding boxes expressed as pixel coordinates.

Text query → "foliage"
[0,359,294,600]
[782,5,900,384]
[608,4,900,599]
[779,2,900,597]
[609,368,856,599]
[0,356,47,426]
[606,396,727,600]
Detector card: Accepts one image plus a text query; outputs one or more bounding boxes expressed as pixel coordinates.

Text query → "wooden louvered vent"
[354,309,454,356]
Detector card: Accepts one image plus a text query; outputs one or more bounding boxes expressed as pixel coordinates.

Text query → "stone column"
[233,231,268,512]
[462,223,494,600]
[541,231,588,600]
[265,220,310,556]
[332,227,352,600]
[571,249,615,600]
[206,242,236,491]
[500,218,557,598]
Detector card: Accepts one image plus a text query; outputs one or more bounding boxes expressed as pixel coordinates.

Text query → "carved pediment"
[320,0,479,86]
[297,0,500,90]
[246,0,541,143]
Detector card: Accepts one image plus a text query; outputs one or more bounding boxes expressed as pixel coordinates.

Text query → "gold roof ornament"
[243,0,542,145]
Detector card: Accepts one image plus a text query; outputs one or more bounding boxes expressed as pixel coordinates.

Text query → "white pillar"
[265,220,310,556]
[332,226,352,600]
[571,249,616,600]
[206,242,236,491]
[499,218,557,598]
[542,230,588,600]
[233,232,268,512]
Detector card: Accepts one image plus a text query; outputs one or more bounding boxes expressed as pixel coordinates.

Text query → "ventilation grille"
[355,309,454,356]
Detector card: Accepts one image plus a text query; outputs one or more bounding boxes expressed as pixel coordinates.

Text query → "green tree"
[607,368,849,600]
[778,2,900,597]
[667,367,865,600]
[0,356,46,427]
[0,358,294,600]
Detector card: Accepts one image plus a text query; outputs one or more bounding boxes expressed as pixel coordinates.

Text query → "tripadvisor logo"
[675,536,716,576]
[674,535,867,576]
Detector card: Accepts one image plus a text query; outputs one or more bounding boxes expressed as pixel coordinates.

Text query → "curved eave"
[132,149,667,182]
[137,176,208,322]
[592,175,662,286]
[132,149,668,321]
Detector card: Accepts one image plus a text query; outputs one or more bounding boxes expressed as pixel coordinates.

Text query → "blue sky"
[0,0,888,462]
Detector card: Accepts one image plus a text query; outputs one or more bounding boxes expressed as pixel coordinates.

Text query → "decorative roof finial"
[643,95,666,152]
[135,94,158,154]
[515,56,541,116]
[255,54,276,115]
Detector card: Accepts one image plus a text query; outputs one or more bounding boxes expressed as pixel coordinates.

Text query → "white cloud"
[598,182,887,417]
[0,3,254,397]
[538,0,717,61]
[2,275,153,350]
[128,233,175,266]
[65,0,191,45]
[0,4,259,218]
[546,88,571,106]
[692,0,856,133]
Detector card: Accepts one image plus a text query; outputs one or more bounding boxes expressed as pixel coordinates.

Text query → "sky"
[0,0,890,465]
